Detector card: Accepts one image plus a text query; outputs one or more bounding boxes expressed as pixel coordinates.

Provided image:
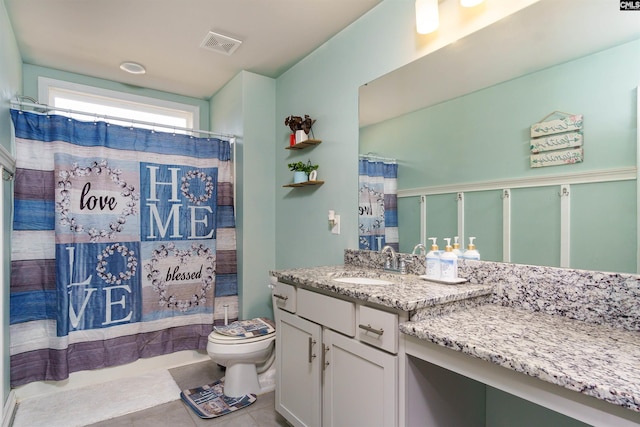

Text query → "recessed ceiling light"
[119,61,146,75]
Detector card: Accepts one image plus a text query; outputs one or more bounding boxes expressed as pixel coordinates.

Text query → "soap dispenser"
[463,237,481,260]
[452,236,463,258]
[440,238,458,280]
[426,237,440,278]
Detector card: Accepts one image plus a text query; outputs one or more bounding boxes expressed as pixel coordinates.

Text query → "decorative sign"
[531,148,583,168]
[530,112,583,168]
[530,132,583,154]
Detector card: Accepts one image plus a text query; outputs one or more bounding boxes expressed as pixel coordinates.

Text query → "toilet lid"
[213,317,275,338]
[208,330,275,344]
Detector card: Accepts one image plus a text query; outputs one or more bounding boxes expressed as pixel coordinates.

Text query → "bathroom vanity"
[270,261,492,427]
[272,280,402,427]
[271,250,640,427]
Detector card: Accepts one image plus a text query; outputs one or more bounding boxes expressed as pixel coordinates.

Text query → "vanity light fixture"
[460,0,484,7]
[415,0,439,34]
[119,61,146,75]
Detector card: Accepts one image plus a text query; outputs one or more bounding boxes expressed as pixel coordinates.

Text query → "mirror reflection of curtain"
[358,155,398,252]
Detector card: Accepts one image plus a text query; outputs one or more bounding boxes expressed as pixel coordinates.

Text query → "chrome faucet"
[412,243,426,255]
[380,245,398,272]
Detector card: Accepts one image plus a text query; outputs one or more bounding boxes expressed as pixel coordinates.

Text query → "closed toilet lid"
[208,330,275,344]
[209,317,276,344]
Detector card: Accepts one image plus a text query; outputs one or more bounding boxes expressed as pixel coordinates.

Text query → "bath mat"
[180,380,257,418]
[214,317,275,338]
[12,370,181,427]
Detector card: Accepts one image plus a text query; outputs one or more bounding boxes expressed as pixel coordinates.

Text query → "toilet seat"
[208,330,275,344]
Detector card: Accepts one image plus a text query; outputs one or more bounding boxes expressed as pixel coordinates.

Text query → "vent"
[200,31,242,56]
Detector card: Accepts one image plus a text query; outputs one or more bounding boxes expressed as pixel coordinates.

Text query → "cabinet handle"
[273,293,289,301]
[322,344,330,370]
[308,337,317,363]
[359,323,384,336]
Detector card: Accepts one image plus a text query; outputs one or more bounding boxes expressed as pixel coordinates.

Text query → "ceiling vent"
[200,31,242,56]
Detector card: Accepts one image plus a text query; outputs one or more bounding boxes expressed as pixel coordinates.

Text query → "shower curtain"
[358,156,398,252]
[9,109,238,386]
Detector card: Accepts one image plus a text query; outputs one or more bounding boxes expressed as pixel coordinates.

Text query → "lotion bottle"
[440,238,458,280]
[463,237,481,260]
[452,236,463,258]
[426,237,441,278]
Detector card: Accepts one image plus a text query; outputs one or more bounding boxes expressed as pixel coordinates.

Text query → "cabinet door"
[276,308,322,427]
[322,329,398,427]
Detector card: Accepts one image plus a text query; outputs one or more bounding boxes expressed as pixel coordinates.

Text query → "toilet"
[206,318,276,398]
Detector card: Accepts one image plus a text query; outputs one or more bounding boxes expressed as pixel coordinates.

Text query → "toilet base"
[222,363,276,398]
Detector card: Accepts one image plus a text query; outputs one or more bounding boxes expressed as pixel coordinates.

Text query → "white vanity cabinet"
[274,281,402,427]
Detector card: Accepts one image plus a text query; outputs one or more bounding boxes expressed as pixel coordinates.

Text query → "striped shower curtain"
[358,156,398,252]
[9,110,238,386]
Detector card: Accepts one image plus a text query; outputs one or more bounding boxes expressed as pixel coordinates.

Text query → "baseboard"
[2,390,16,427]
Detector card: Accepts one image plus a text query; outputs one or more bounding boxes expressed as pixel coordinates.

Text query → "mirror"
[358,0,640,273]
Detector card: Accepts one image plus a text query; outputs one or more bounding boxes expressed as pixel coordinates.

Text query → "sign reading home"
[530,112,583,168]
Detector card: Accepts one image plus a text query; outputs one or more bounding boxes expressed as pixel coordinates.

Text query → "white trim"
[37,76,200,130]
[420,195,426,246]
[398,167,636,198]
[560,184,571,268]
[502,189,511,263]
[2,390,15,427]
[457,192,464,252]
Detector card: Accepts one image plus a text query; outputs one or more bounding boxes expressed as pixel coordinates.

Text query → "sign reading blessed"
[530,112,583,168]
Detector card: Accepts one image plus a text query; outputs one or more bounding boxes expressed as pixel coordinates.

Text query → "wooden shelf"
[285,139,322,150]
[283,180,325,188]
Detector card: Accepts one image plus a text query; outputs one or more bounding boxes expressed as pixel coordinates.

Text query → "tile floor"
[83,361,289,427]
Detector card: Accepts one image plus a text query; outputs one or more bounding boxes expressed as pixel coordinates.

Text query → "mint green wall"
[275,0,419,269]
[211,71,276,321]
[22,64,210,130]
[0,0,20,152]
[0,0,20,409]
[360,39,639,272]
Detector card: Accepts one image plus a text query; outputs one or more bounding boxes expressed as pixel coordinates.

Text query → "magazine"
[180,380,256,419]
[214,317,275,338]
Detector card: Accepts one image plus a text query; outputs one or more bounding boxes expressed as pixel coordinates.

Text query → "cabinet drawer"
[358,305,398,354]
[273,282,296,313]
[297,288,355,337]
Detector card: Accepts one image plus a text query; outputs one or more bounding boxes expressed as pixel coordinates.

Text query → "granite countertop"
[270,265,493,312]
[272,261,640,413]
[401,304,640,412]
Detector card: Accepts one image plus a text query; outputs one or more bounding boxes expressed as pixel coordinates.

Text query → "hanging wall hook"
[558,187,570,197]
[501,189,510,199]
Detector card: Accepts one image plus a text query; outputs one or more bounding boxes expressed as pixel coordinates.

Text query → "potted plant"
[288,160,319,183]
[285,115,316,145]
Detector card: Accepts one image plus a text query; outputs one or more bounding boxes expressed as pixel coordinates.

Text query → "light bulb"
[415,0,439,34]
[460,0,484,7]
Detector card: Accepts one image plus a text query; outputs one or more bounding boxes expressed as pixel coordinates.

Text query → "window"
[38,77,199,134]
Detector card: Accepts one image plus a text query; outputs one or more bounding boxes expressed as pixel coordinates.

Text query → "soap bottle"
[440,238,458,280]
[426,237,441,278]
[463,237,481,260]
[452,236,463,258]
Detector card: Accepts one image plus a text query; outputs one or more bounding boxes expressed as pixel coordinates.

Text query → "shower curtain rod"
[9,99,237,141]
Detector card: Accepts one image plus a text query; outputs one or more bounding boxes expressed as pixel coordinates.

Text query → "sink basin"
[332,277,393,286]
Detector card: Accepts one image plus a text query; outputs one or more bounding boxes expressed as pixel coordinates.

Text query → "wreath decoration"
[180,169,214,205]
[56,160,139,242]
[96,243,138,285]
[145,242,215,312]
